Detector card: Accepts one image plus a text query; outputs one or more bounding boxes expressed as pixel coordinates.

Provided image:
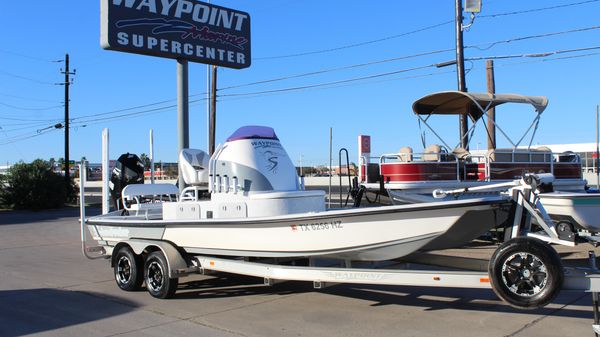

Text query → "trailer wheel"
[144,251,178,299]
[114,246,143,291]
[489,237,563,309]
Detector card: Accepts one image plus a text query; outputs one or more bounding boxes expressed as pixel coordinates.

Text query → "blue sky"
[1,0,599,166]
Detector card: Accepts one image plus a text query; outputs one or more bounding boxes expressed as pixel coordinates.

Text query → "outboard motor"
[109,153,145,209]
[212,125,299,193]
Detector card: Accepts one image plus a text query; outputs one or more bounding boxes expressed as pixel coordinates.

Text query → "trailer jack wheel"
[114,246,143,291]
[145,251,178,299]
[489,237,563,309]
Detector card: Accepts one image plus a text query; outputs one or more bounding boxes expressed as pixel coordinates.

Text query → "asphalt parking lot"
[1,207,598,337]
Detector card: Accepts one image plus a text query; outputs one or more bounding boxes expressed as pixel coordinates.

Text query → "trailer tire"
[145,251,178,299]
[489,237,563,309]
[114,246,144,291]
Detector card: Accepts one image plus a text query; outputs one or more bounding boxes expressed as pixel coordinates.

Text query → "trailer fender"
[111,239,191,278]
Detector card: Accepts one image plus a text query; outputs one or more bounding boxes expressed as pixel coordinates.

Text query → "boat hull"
[87,198,509,261]
[538,192,600,232]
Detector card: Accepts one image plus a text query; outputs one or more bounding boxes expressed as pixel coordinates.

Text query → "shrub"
[0,159,77,210]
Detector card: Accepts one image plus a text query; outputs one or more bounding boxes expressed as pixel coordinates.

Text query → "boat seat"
[422,144,442,162]
[532,146,552,162]
[489,148,515,162]
[452,146,470,160]
[179,148,209,187]
[398,146,413,162]
[121,183,179,215]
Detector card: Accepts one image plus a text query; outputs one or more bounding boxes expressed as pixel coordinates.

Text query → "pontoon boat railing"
[360,150,582,184]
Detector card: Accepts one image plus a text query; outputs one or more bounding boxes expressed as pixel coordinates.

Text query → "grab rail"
[79,161,108,260]
[339,148,352,207]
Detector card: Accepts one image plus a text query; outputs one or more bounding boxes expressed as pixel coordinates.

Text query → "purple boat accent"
[227,125,279,142]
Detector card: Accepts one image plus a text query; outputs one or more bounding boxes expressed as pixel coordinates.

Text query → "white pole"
[596,105,600,189]
[328,127,332,209]
[150,129,155,184]
[102,128,110,214]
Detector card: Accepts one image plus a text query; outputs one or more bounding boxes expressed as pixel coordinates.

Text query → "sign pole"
[177,59,189,191]
[209,65,217,155]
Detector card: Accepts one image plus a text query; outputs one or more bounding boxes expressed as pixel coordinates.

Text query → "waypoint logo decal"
[115,18,248,50]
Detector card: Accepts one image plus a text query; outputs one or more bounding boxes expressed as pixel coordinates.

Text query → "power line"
[0,101,63,111]
[220,64,436,98]
[465,45,600,61]
[0,116,57,122]
[222,24,600,92]
[253,20,453,61]
[0,49,62,63]
[0,92,60,103]
[479,0,600,18]
[252,0,598,61]
[71,97,208,126]
[220,48,455,91]
[0,127,59,146]
[4,46,599,145]
[0,69,56,85]
[221,45,600,99]
[467,25,600,51]
[494,51,600,68]
[55,25,600,123]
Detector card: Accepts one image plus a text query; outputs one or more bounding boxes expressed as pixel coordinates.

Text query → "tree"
[0,159,78,210]
[139,153,151,170]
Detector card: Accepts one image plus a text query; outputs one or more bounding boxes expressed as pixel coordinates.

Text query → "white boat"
[86,126,510,261]
[538,191,600,239]
[80,126,600,320]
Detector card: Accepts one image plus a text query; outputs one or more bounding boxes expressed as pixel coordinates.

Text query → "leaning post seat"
[179,149,210,201]
[179,149,210,186]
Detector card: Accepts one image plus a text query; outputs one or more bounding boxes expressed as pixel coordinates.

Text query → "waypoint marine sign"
[101,0,251,69]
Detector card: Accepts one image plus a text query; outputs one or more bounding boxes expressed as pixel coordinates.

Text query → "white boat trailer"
[78,165,600,335]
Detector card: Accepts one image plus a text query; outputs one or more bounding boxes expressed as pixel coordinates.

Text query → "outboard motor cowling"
[109,153,145,209]
[212,126,299,193]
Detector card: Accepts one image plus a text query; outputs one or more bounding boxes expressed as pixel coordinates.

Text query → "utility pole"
[60,53,75,187]
[486,60,496,151]
[455,0,469,149]
[209,65,217,155]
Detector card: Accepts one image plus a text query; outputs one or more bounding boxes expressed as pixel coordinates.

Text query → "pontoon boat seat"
[422,144,442,162]
[452,146,470,160]
[398,146,413,162]
[489,148,514,162]
[532,146,552,162]
[179,149,210,186]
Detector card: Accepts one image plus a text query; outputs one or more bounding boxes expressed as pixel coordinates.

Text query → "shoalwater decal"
[292,220,343,232]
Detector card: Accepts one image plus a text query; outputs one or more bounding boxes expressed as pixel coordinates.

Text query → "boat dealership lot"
[0,208,597,337]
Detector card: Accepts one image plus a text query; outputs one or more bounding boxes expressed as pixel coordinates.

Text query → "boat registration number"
[293,220,343,232]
